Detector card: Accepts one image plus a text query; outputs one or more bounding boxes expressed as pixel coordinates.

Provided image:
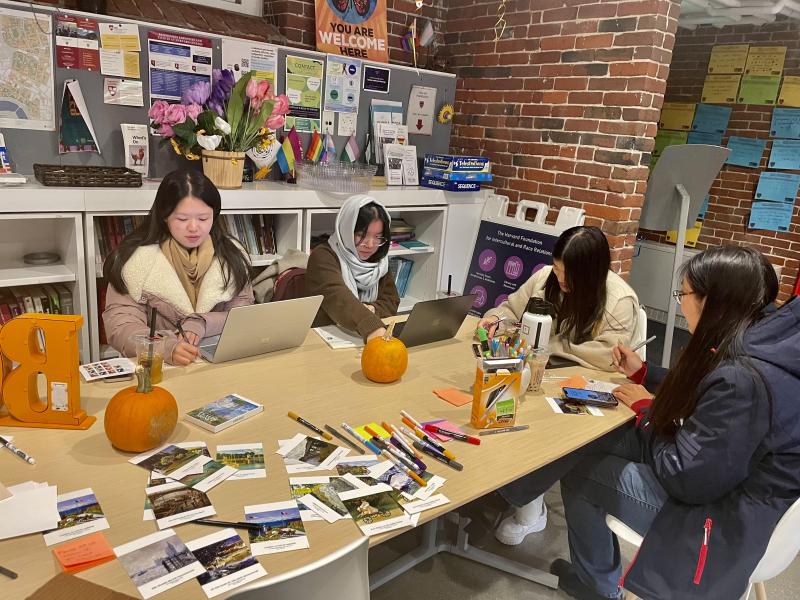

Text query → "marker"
[610,335,657,367]
[0,435,35,465]
[341,422,382,455]
[383,421,426,467]
[388,436,427,471]
[478,424,531,436]
[325,424,363,454]
[401,418,458,461]
[381,449,427,487]
[195,519,264,533]
[423,423,481,445]
[400,410,424,430]
[412,440,464,471]
[475,327,492,357]
[0,565,17,580]
[288,411,332,441]
[364,425,422,472]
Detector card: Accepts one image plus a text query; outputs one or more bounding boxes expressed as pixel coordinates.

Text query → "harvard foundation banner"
[315,0,388,63]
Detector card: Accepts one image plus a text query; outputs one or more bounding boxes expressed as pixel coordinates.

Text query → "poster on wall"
[285,55,324,132]
[315,0,388,63]
[221,38,278,86]
[464,220,558,316]
[55,15,100,71]
[324,55,361,113]
[59,80,99,154]
[148,30,212,102]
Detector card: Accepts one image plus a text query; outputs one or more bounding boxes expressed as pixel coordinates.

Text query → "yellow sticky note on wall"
[666,220,703,247]
[659,102,696,131]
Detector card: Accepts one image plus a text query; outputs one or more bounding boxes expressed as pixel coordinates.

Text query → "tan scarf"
[160,237,215,310]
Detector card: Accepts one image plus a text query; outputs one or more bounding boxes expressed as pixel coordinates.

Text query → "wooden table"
[0,318,632,599]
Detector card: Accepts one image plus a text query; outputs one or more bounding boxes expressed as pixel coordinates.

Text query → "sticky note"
[433,387,472,407]
[356,422,390,439]
[421,419,466,442]
[52,531,115,573]
[559,374,589,389]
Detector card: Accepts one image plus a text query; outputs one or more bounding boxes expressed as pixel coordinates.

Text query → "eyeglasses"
[671,290,695,305]
[355,234,387,247]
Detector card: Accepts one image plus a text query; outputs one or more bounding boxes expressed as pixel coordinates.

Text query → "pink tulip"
[246,77,259,100]
[186,103,202,121]
[251,97,264,111]
[148,100,170,124]
[271,95,290,116]
[266,114,285,130]
[164,103,188,125]
[257,80,270,98]
[159,123,174,137]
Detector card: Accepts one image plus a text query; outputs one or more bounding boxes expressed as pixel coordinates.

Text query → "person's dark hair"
[648,245,778,436]
[353,202,391,263]
[104,169,251,296]
[544,226,612,344]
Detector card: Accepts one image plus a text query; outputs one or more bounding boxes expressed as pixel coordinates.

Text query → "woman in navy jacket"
[552,246,800,600]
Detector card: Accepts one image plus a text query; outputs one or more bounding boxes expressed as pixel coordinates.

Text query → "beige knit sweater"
[483,266,640,371]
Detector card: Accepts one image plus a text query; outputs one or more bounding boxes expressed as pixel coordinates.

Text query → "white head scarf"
[328,194,390,303]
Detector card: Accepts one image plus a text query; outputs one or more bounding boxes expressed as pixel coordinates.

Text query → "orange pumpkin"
[361,330,408,383]
[104,366,178,452]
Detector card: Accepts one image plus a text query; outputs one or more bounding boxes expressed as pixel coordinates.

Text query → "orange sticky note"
[433,387,473,407]
[559,375,589,389]
[53,532,115,573]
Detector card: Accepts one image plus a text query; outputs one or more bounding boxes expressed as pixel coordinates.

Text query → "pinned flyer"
[114,528,205,599]
[145,481,215,529]
[43,488,110,547]
[59,80,100,153]
[339,484,413,536]
[245,500,310,555]
[186,528,267,598]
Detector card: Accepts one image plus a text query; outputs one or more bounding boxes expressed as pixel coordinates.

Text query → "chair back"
[749,496,800,584]
[633,305,648,361]
[272,267,306,302]
[229,536,370,600]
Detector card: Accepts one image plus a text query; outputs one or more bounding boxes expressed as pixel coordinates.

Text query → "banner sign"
[464,220,558,315]
[315,0,388,63]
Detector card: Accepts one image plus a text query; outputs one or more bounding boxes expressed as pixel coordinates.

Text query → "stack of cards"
[52,532,116,573]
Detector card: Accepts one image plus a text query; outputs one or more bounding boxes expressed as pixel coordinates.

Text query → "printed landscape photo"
[192,534,258,585]
[53,492,104,530]
[247,506,307,542]
[117,534,197,587]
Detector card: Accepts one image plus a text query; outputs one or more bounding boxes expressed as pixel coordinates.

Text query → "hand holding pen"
[611,336,654,375]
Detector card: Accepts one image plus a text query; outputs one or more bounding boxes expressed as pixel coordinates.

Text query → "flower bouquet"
[148,69,290,188]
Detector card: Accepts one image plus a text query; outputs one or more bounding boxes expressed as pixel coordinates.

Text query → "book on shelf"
[0,284,74,322]
[94,215,147,267]
[398,240,430,251]
[218,214,277,258]
[184,393,263,433]
[388,257,413,298]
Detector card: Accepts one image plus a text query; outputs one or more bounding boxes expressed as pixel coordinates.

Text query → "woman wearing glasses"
[305,194,399,341]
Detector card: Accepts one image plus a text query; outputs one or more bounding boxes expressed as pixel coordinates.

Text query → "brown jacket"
[102,244,254,363]
[305,241,399,339]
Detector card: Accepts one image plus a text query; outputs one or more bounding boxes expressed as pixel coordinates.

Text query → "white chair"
[633,305,649,361]
[606,496,800,600]
[229,535,370,600]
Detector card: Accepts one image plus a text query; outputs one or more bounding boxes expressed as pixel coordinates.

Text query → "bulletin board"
[0,0,456,179]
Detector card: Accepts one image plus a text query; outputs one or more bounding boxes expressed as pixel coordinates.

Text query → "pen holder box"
[471,366,521,429]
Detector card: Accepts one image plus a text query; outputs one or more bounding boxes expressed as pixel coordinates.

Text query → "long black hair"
[544,226,611,344]
[104,169,251,296]
[354,202,391,263]
[648,245,778,436]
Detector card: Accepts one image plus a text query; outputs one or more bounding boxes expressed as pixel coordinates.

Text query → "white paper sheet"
[314,325,364,349]
[0,481,60,541]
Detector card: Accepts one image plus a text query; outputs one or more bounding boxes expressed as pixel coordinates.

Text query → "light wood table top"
[0,318,633,599]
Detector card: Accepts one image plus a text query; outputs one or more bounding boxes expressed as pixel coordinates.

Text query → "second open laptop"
[393,294,477,348]
[199,295,323,363]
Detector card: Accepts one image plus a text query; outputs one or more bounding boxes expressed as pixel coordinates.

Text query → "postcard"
[546,397,603,416]
[146,482,216,529]
[176,457,237,492]
[367,462,444,501]
[114,528,205,599]
[215,443,266,480]
[288,475,356,522]
[43,488,110,547]
[339,484,413,536]
[186,529,267,598]
[245,501,310,555]
[79,357,134,381]
[300,474,362,522]
[336,455,381,477]
[278,434,350,473]
[130,444,208,480]
[402,493,450,515]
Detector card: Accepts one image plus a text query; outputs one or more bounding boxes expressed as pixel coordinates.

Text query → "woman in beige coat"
[476,225,640,545]
[102,169,254,366]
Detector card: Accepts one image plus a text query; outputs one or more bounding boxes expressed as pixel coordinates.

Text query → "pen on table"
[400,417,457,461]
[422,423,481,445]
[383,421,426,462]
[478,425,530,436]
[610,335,657,367]
[0,565,17,580]
[381,448,427,486]
[195,519,264,533]
[412,440,464,471]
[325,424,363,453]
[0,435,35,465]
[341,422,382,455]
[364,425,422,472]
[288,411,333,441]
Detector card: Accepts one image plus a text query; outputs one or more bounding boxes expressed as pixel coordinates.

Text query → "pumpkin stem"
[384,321,396,341]
[135,365,153,394]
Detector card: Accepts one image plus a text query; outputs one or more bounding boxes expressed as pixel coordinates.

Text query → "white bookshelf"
[0,213,89,362]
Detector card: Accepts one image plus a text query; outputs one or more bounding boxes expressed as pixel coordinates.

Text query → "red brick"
[576,34,615,49]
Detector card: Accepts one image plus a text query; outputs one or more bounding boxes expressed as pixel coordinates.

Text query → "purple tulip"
[182,81,211,106]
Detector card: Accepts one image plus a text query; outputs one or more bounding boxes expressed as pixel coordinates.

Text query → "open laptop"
[393,294,476,348]
[199,295,323,363]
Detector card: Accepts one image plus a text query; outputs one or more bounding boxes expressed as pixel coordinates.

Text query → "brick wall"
[445,0,681,276]
[642,18,800,301]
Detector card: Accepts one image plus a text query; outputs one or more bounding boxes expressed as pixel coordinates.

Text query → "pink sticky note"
[421,419,465,442]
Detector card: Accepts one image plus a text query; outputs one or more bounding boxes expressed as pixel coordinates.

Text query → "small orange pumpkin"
[104,365,178,452]
[361,326,408,383]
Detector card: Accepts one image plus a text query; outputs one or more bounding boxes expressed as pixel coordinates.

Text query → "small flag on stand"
[287,126,303,163]
[340,134,360,163]
[321,133,337,162]
[276,135,295,175]
[306,130,323,162]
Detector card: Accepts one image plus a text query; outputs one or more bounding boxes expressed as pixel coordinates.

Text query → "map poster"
[55,15,100,71]
[0,7,55,131]
[315,0,388,63]
[285,55,324,132]
[148,30,212,102]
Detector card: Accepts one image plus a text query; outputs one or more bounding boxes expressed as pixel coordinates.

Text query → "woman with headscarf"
[305,194,399,341]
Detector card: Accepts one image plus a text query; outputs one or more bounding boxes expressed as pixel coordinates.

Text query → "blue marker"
[341,422,382,455]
